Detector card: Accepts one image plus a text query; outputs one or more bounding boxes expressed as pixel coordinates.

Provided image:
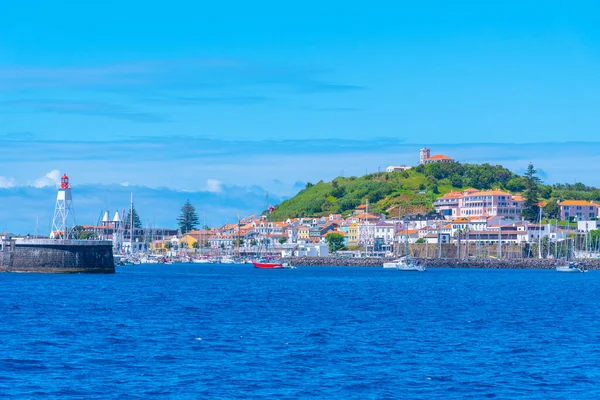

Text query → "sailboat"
[383,214,426,272]
[252,194,290,269]
[555,238,588,273]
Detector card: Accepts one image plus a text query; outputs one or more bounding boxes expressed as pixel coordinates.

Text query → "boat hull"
[556,266,587,273]
[384,258,426,271]
[253,262,284,269]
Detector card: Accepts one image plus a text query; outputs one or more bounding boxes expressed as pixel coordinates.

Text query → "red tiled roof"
[354,213,380,220]
[440,191,463,199]
[466,189,511,197]
[559,200,596,206]
[427,154,453,161]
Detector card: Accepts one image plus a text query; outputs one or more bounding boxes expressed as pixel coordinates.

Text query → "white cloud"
[203,179,223,193]
[0,176,15,188]
[120,181,130,187]
[33,169,61,188]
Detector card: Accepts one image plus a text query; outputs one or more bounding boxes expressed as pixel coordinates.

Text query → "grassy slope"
[269,162,600,221]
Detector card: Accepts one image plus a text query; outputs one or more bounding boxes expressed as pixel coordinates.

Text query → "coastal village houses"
[146,147,598,258]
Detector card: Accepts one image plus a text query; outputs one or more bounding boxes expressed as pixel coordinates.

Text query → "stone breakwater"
[0,238,115,273]
[286,257,600,270]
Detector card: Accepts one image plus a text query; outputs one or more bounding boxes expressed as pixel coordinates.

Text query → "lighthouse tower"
[50,174,75,239]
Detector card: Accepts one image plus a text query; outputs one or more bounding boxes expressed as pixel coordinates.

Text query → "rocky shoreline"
[285,257,600,270]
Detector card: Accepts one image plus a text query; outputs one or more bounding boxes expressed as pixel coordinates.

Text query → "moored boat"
[383,256,426,272]
[556,261,587,273]
[253,261,285,269]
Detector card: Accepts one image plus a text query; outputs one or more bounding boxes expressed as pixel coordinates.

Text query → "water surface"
[1,265,599,399]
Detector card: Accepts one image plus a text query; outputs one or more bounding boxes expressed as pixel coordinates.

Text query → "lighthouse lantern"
[61,174,69,189]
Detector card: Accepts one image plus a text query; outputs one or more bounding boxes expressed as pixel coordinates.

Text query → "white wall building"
[374,222,396,244]
[578,220,599,232]
[386,165,411,172]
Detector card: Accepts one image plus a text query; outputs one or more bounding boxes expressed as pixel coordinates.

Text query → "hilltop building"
[420,147,454,165]
[386,165,411,172]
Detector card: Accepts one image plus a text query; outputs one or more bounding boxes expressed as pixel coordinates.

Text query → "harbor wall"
[0,239,115,273]
[407,243,525,259]
[285,256,600,269]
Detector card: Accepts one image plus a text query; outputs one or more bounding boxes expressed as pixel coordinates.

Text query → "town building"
[434,189,524,220]
[577,220,599,232]
[459,190,524,219]
[559,200,599,221]
[433,191,463,219]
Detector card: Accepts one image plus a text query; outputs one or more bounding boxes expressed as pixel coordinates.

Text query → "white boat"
[139,256,159,264]
[192,258,211,264]
[555,238,588,273]
[383,256,426,272]
[556,261,587,273]
[385,212,426,272]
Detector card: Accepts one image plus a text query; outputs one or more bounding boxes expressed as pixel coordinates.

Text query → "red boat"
[253,261,284,269]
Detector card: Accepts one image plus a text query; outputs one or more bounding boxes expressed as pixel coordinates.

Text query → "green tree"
[415,238,425,244]
[164,241,172,250]
[177,199,199,234]
[71,225,84,239]
[80,231,95,240]
[521,163,542,222]
[590,230,600,246]
[192,241,199,252]
[505,177,527,192]
[278,237,288,244]
[325,232,345,252]
[124,205,142,228]
[543,200,560,220]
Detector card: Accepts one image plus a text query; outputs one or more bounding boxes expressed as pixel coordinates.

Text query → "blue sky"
[2,0,600,233]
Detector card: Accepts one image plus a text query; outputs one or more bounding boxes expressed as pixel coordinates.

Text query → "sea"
[1,264,599,399]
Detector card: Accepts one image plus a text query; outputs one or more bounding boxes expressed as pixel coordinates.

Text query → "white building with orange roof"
[397,229,420,244]
[559,200,599,221]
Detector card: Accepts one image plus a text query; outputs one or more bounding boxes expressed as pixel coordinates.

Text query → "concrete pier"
[0,238,115,273]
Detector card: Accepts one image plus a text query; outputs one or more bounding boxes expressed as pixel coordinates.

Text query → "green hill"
[269,162,600,220]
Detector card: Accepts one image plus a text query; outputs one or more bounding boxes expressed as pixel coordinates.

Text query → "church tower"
[419,148,430,165]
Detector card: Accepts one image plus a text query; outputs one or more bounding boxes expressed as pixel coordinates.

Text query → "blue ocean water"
[1,265,599,399]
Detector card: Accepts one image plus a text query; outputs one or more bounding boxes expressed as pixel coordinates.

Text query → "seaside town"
[3,147,593,267]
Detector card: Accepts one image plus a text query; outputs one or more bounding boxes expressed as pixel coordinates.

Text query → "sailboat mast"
[404,213,409,257]
[365,198,369,257]
[130,192,134,254]
[538,206,542,259]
